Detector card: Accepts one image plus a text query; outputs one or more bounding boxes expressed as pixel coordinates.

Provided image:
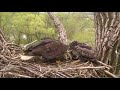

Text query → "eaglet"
[69,41,97,63]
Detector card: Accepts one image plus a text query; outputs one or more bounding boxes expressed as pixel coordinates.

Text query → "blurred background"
[0,12,95,47]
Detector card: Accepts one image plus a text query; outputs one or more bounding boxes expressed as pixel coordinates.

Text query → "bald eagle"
[23,38,68,62]
[69,41,97,62]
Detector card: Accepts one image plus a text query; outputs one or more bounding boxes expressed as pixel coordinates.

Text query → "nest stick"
[58,66,107,71]
[7,72,32,78]
[96,61,112,68]
[104,70,118,78]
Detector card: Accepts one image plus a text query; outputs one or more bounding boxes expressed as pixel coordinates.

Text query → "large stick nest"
[0,33,117,78]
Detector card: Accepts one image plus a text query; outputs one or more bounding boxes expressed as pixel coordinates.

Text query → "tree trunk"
[47,12,68,45]
[94,12,120,74]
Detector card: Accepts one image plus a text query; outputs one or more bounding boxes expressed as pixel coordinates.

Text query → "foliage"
[0,12,56,44]
[0,12,95,46]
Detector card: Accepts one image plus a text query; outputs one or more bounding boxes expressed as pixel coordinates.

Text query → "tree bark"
[94,12,120,74]
[47,12,68,45]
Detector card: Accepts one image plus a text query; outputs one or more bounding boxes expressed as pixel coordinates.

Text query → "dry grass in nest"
[0,34,117,78]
